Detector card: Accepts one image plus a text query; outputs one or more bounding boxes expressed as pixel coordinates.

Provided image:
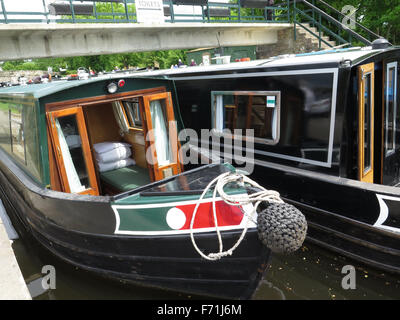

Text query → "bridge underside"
[0,23,292,61]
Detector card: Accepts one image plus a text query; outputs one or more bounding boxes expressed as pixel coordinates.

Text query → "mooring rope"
[189,172,285,261]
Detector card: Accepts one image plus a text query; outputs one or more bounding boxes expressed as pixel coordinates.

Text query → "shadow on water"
[11,238,207,300]
[9,224,400,300]
[254,244,400,300]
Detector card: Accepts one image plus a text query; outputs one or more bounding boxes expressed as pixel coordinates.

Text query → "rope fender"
[190,171,308,260]
[257,202,307,254]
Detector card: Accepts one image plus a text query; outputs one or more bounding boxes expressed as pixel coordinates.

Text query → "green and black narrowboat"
[143,39,400,274]
[0,75,279,299]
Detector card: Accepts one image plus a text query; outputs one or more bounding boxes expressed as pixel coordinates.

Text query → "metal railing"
[0,0,381,50]
[293,0,380,49]
[0,0,291,24]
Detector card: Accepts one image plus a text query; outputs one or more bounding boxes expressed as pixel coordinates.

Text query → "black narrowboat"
[143,40,400,274]
[0,74,302,299]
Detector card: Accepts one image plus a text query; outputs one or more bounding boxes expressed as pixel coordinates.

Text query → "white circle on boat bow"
[166,207,187,230]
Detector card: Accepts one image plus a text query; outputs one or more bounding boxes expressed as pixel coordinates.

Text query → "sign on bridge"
[136,0,165,24]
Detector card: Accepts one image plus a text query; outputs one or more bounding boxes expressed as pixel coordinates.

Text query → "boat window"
[0,101,42,181]
[55,115,90,193]
[112,101,130,134]
[149,99,173,167]
[364,73,372,173]
[122,98,143,130]
[212,91,280,145]
[386,62,398,156]
[9,105,26,165]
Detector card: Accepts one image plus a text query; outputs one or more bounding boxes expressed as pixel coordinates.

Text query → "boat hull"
[251,160,400,274]
[0,151,270,299]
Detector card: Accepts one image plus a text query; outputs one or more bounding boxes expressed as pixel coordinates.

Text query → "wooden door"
[142,92,182,181]
[358,63,375,183]
[47,107,99,195]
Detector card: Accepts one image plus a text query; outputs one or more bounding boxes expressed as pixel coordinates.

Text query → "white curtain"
[112,101,129,134]
[55,118,85,193]
[150,100,171,166]
[215,95,224,131]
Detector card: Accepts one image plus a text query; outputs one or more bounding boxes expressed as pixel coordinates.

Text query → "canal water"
[9,227,400,300]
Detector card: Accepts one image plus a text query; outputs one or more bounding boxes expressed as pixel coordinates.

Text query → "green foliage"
[1,50,187,74]
[305,0,400,45]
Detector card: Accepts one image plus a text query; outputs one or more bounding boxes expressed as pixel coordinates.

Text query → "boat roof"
[0,46,397,98]
[136,46,393,79]
[0,73,140,99]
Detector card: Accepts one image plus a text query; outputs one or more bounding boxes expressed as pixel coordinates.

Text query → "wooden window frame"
[142,92,183,181]
[120,98,144,132]
[358,62,375,183]
[47,106,99,195]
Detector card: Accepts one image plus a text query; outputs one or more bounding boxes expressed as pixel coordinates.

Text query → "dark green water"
[10,233,400,300]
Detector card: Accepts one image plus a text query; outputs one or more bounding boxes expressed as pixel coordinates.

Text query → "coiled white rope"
[189,171,284,261]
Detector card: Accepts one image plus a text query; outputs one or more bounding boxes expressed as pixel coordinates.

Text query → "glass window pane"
[0,101,42,181]
[56,115,90,193]
[0,102,11,154]
[123,99,142,128]
[386,65,396,154]
[22,103,42,181]
[149,99,173,166]
[214,92,280,144]
[364,73,372,172]
[9,105,26,165]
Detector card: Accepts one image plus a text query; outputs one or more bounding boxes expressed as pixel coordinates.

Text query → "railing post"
[111,1,116,22]
[42,0,49,24]
[94,1,98,21]
[170,0,175,23]
[293,0,297,41]
[318,12,321,49]
[287,0,290,22]
[311,0,315,28]
[68,0,76,23]
[123,0,129,22]
[238,0,241,23]
[1,0,8,24]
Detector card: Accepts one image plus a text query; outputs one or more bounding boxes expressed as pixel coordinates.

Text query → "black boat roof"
[134,46,398,78]
[0,46,398,98]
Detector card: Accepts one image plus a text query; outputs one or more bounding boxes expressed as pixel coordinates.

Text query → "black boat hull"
[250,160,400,274]
[0,149,270,299]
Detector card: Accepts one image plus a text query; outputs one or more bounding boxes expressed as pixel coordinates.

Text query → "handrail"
[0,0,291,24]
[314,0,381,41]
[293,0,374,48]
[295,6,348,46]
[300,0,372,45]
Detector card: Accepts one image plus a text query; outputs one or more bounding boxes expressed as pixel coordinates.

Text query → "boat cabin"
[0,76,185,196]
[141,42,400,188]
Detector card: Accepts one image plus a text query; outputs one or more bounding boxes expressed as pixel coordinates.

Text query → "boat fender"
[257,202,307,254]
[190,171,307,260]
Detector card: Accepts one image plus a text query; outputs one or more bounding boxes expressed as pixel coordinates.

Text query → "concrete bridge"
[0,22,292,61]
[0,0,373,61]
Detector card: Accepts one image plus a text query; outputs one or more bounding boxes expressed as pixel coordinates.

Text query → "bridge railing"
[0,0,291,24]
[293,0,380,49]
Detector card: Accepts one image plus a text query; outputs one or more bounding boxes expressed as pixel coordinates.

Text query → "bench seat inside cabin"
[99,165,151,193]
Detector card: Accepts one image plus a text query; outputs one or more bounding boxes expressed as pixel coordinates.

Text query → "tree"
[327,0,399,44]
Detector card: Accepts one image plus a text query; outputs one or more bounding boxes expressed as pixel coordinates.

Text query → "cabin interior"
[46,87,184,196]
